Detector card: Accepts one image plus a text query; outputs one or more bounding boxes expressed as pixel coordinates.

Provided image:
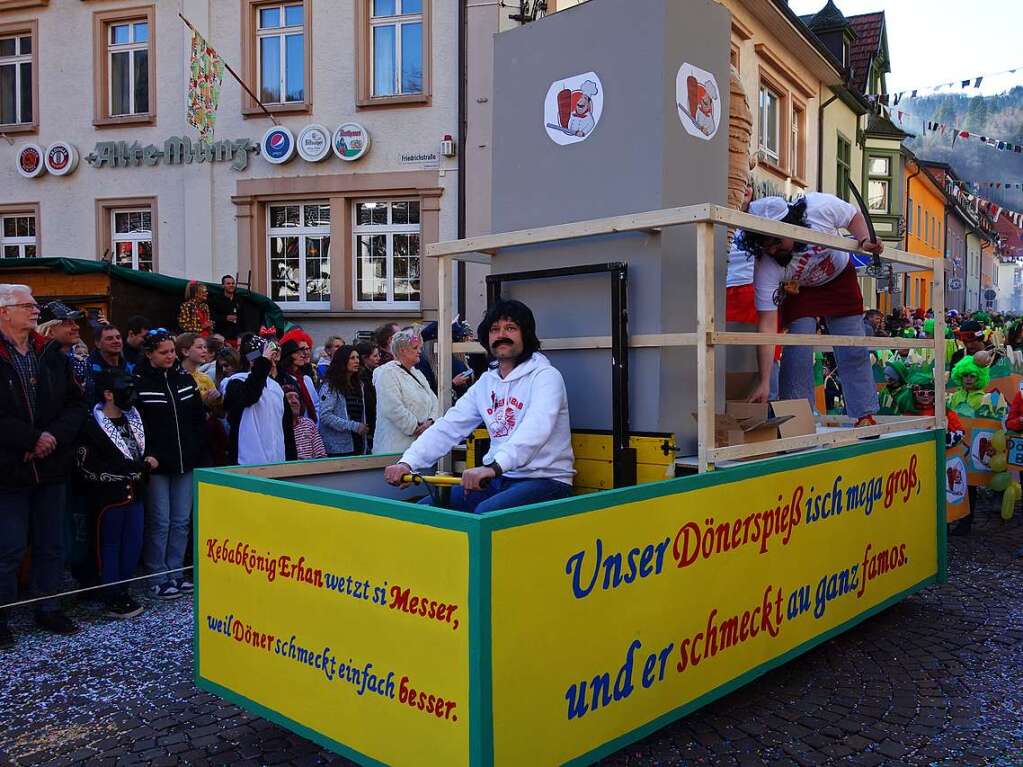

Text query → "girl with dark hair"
[318,345,369,455]
[743,193,882,428]
[134,329,205,600]
[355,341,380,450]
[76,369,156,618]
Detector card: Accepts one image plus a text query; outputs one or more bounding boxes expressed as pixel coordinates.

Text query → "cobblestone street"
[2,497,1022,767]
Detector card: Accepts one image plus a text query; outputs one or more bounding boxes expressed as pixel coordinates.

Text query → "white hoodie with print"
[399,352,574,485]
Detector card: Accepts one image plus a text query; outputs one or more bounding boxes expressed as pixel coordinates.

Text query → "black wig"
[477,299,541,365]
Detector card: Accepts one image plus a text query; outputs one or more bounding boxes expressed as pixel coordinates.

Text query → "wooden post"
[933,256,946,430]
[437,255,454,472]
[696,221,716,472]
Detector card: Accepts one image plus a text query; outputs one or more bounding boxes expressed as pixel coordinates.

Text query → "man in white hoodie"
[384,300,574,514]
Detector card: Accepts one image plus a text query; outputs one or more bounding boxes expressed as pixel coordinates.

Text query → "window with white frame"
[267,201,330,307]
[112,208,153,271]
[0,34,31,126]
[866,155,891,214]
[1,213,36,258]
[108,19,149,116]
[353,199,421,307]
[758,84,780,161]
[257,3,305,104]
[371,0,423,97]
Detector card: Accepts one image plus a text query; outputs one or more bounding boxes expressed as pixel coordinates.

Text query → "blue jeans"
[0,483,67,618]
[144,472,193,585]
[780,315,878,420]
[418,476,573,514]
[98,499,144,598]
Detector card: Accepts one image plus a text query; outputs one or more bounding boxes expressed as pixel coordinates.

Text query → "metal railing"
[427,203,945,473]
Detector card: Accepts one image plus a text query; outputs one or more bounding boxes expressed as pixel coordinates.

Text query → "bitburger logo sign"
[297,124,331,162]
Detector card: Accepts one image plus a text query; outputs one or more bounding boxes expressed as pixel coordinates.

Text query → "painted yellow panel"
[491,442,938,766]
[196,484,470,767]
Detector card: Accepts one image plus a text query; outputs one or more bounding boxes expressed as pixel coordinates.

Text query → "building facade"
[0,0,460,339]
[902,151,946,312]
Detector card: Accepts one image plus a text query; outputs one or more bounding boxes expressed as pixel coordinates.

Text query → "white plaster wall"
[0,0,458,340]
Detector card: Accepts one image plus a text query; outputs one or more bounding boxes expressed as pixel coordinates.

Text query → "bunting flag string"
[885,63,1023,103]
[943,178,1023,235]
[880,104,1023,156]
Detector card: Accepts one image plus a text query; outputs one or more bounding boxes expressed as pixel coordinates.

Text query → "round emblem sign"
[332,123,370,162]
[16,144,45,178]
[261,126,296,164]
[297,124,331,162]
[44,141,79,176]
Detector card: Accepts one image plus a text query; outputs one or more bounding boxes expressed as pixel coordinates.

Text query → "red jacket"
[1006,392,1023,432]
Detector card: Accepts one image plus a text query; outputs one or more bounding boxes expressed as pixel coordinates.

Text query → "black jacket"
[134,360,206,474]
[0,332,86,488]
[76,406,148,510]
[209,292,242,340]
[224,357,296,464]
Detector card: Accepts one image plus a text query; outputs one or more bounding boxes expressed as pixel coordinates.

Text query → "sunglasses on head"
[146,327,169,336]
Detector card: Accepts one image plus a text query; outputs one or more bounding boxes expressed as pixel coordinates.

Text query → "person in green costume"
[946,355,1007,420]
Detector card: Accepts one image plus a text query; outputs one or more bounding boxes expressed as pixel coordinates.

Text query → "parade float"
[194,1,947,764]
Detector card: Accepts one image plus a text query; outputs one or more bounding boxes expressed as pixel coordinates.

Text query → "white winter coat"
[371,360,441,456]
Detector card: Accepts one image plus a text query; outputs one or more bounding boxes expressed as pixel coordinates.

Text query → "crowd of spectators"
[0,278,486,649]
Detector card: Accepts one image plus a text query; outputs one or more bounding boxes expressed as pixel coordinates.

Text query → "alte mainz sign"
[85,136,256,171]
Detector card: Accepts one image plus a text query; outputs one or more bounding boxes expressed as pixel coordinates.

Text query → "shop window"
[836,135,851,202]
[0,32,31,127]
[758,84,780,162]
[112,208,153,271]
[257,2,305,104]
[267,201,331,308]
[353,199,421,308]
[93,7,155,126]
[866,155,891,214]
[1,213,36,258]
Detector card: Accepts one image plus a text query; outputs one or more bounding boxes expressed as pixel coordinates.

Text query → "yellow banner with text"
[196,483,470,767]
[490,441,938,766]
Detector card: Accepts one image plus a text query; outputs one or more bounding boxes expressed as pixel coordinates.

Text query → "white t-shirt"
[753,193,859,311]
[727,234,754,288]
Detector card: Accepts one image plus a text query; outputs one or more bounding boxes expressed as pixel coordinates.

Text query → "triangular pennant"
[975,76,984,88]
[962,79,971,88]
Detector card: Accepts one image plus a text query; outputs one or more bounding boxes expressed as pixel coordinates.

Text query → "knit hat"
[884,359,909,385]
[950,354,990,391]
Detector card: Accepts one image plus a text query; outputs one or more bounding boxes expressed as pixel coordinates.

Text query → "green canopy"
[0,257,292,333]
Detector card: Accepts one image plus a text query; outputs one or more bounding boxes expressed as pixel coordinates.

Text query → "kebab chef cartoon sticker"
[544,72,603,145]
[676,62,721,140]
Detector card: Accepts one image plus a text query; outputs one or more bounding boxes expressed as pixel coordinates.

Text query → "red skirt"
[779,262,863,327]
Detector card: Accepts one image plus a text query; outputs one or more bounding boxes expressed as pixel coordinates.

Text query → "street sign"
[948,277,963,291]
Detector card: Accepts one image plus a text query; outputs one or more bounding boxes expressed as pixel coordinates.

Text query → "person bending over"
[384,300,574,514]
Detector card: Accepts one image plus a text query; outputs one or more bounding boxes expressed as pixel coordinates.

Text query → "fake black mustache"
[491,339,513,350]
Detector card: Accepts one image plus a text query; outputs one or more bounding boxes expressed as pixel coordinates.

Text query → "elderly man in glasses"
[0,284,86,649]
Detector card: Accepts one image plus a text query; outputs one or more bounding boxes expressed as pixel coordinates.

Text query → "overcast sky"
[787,0,1023,97]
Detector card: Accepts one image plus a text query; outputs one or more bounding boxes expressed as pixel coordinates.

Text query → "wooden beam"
[712,332,937,349]
[451,333,700,355]
[222,455,392,478]
[436,255,454,472]
[709,417,936,461]
[425,205,712,258]
[696,222,716,473]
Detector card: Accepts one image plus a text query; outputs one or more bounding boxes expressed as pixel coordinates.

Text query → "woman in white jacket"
[372,328,440,455]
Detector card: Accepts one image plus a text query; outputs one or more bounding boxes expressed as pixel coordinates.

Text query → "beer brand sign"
[85,136,257,171]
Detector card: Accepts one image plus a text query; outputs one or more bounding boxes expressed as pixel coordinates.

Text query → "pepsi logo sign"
[260,126,296,164]
[16,144,45,178]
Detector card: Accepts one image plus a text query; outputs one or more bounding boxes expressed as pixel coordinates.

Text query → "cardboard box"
[694,399,816,459]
